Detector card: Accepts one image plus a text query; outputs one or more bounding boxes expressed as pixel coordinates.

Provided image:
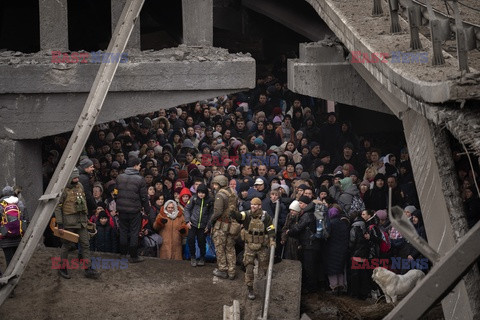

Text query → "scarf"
[164,200,179,220]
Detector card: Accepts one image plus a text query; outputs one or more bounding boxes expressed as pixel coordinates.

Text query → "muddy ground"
[0,247,445,319]
[0,247,301,320]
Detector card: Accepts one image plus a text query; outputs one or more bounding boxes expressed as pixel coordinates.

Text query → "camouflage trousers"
[212,228,237,277]
[243,244,269,287]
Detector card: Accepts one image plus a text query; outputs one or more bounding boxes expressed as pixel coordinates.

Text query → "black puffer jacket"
[116,167,151,215]
[287,203,321,250]
[183,193,213,229]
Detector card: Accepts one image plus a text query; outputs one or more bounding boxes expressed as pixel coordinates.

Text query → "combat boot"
[197,257,205,266]
[247,286,256,300]
[213,268,228,279]
[58,268,71,279]
[84,267,100,279]
[190,258,197,267]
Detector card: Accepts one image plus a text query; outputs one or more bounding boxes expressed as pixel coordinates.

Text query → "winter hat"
[251,197,262,205]
[213,132,222,139]
[254,137,264,146]
[328,207,340,219]
[404,205,417,214]
[350,170,359,178]
[271,183,280,191]
[128,157,141,167]
[300,172,311,180]
[79,158,93,169]
[360,180,370,188]
[256,111,266,119]
[196,184,208,195]
[279,184,290,195]
[295,164,303,170]
[98,211,109,219]
[238,182,250,192]
[375,210,388,220]
[298,184,308,190]
[298,196,311,205]
[289,200,301,212]
[182,139,195,149]
[273,116,282,124]
[319,185,329,194]
[187,164,198,173]
[2,186,14,197]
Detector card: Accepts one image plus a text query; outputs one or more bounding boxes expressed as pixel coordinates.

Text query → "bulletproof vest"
[62,184,87,214]
[247,211,266,244]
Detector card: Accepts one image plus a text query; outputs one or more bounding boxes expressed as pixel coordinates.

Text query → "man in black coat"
[78,158,97,214]
[116,158,152,262]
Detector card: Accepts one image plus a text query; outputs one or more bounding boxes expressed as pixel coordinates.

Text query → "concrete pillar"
[39,0,68,50]
[182,0,213,46]
[111,0,141,49]
[402,109,480,319]
[0,139,43,220]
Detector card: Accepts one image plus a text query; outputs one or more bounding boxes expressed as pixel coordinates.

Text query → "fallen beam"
[0,0,145,305]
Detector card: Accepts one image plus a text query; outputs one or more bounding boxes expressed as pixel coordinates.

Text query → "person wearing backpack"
[184,183,213,267]
[324,207,349,295]
[0,186,27,277]
[230,197,276,300]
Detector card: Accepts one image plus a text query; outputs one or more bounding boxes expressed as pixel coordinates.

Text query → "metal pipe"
[259,200,280,320]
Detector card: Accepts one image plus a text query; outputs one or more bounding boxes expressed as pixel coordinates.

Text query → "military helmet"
[212,175,228,188]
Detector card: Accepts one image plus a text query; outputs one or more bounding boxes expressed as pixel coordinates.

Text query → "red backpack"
[0,197,23,239]
[369,225,391,253]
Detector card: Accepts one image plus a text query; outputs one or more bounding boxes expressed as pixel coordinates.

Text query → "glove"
[161,218,168,224]
[270,238,276,248]
[179,228,186,234]
[229,210,240,220]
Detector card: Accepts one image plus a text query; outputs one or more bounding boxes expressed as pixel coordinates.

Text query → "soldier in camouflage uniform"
[54,168,99,279]
[210,175,239,280]
[230,197,276,300]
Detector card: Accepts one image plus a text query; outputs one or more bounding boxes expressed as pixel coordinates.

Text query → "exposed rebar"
[425,0,445,65]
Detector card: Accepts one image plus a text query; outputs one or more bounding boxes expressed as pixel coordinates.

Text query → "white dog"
[372,267,425,304]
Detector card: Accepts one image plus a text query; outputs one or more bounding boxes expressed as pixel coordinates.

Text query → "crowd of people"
[35,75,480,299]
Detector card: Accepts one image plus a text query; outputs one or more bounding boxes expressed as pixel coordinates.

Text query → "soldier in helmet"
[210,174,239,280]
[230,197,276,300]
[55,168,99,279]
